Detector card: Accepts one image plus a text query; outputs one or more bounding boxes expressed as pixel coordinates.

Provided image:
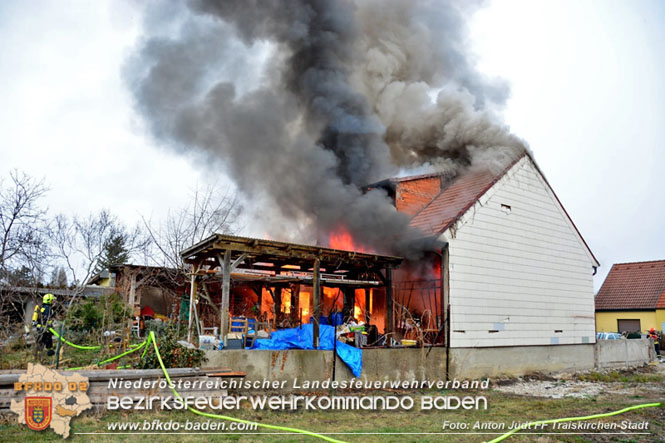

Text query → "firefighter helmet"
[43,293,55,304]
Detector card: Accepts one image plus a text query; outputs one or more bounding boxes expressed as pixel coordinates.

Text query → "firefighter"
[648,327,660,357]
[32,293,56,356]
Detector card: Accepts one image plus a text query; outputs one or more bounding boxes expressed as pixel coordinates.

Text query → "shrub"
[66,293,131,333]
[144,319,167,336]
[138,323,207,369]
[74,300,103,331]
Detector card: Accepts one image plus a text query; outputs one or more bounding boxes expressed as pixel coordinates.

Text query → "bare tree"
[0,171,49,340]
[143,185,242,270]
[51,209,150,288]
[140,185,241,339]
[0,170,49,284]
[49,209,150,366]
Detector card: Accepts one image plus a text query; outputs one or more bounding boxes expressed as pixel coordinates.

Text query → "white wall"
[444,156,597,348]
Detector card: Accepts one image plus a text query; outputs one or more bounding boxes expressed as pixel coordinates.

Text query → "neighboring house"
[595,259,665,334]
[88,264,186,319]
[371,152,600,349]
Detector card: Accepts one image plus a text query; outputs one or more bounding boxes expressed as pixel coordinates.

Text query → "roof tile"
[595,260,665,310]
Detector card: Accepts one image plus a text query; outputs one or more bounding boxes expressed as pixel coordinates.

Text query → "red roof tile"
[595,260,665,310]
[657,289,665,309]
[407,155,523,235]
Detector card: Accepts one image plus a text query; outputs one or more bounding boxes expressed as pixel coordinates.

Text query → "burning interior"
[180,234,447,349]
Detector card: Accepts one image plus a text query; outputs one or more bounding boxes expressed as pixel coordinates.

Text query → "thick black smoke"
[126,0,526,258]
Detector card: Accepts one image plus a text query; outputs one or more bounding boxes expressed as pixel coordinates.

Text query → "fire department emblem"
[25,397,52,431]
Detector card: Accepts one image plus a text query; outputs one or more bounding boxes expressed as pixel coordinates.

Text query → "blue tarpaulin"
[251,324,362,377]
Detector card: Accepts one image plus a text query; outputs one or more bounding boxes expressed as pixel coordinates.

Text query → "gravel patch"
[494,379,607,398]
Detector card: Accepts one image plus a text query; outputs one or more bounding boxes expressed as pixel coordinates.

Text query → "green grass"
[0,337,146,370]
[0,345,113,370]
[1,391,663,442]
[577,370,665,383]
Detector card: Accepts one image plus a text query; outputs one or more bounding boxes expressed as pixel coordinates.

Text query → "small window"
[501,203,512,213]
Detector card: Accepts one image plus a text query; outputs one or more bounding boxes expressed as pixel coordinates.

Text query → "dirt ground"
[494,362,665,400]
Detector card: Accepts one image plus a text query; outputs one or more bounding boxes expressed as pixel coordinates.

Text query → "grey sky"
[0,0,663,289]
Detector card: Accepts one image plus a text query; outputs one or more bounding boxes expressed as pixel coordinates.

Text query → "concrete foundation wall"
[349,348,447,381]
[203,341,654,384]
[594,339,656,369]
[203,348,448,384]
[449,344,596,378]
[204,349,335,383]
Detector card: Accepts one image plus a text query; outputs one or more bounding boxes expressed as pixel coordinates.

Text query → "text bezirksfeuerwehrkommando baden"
[107,393,487,411]
[106,377,489,411]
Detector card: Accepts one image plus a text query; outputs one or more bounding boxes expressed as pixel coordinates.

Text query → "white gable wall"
[442,156,597,348]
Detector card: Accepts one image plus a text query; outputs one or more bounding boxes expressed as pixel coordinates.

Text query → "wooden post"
[312,259,321,348]
[128,271,137,309]
[220,250,231,347]
[342,287,353,320]
[256,284,263,318]
[187,264,199,344]
[292,284,300,324]
[126,271,138,349]
[385,267,393,347]
[364,288,370,323]
[289,285,297,322]
[274,287,282,326]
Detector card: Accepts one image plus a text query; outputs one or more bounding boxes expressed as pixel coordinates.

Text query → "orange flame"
[281,288,291,314]
[328,226,373,253]
[353,305,362,321]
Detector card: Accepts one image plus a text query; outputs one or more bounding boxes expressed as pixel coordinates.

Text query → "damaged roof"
[407,161,519,235]
[595,259,665,311]
[373,153,525,236]
[181,233,403,271]
[371,151,599,267]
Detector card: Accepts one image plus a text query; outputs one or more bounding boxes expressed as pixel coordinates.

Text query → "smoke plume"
[126,0,526,258]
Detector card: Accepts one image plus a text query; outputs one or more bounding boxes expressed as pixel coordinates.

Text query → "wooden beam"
[0,368,206,385]
[219,250,231,346]
[206,240,402,268]
[212,241,319,261]
[374,269,387,285]
[187,263,200,343]
[312,259,321,348]
[230,253,248,271]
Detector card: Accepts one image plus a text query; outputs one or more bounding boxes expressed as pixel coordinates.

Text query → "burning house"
[181,150,600,378]
[128,2,609,376]
[86,147,605,366]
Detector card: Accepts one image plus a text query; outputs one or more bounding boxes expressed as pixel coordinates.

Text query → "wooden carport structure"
[180,234,403,348]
